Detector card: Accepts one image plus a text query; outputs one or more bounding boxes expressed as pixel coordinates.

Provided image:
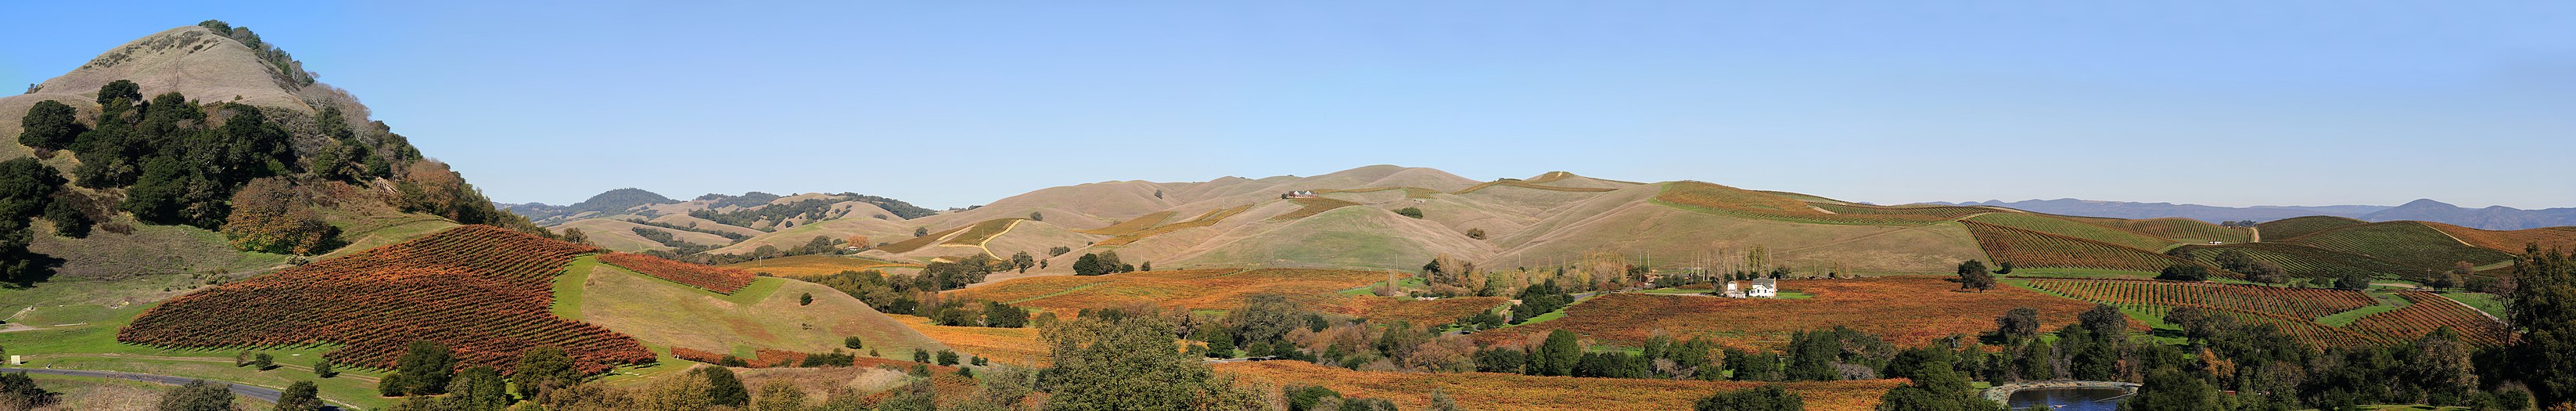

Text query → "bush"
[1395,207,1424,218]
[2155,264,2209,282]
[936,350,959,366]
[844,336,864,349]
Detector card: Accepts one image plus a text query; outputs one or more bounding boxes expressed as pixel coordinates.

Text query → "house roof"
[1751,279,1777,287]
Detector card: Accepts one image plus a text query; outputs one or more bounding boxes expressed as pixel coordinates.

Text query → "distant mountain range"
[1926,198,2576,230]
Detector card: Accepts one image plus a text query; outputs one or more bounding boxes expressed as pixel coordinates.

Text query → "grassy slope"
[1165,206,1492,271]
[569,260,947,358]
[1498,185,1985,274]
[2420,222,2576,253]
[719,254,914,277]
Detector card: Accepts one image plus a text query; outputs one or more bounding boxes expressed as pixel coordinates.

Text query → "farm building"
[1722,279,1780,298]
[1281,190,1318,199]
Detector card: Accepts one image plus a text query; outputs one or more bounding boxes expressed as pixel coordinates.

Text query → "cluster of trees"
[0,372,55,409]
[1072,251,1139,276]
[1393,207,1424,218]
[803,257,1009,316]
[19,84,295,230]
[2210,250,2287,283]
[686,197,882,230]
[917,294,1039,328]
[196,20,318,87]
[372,341,598,410]
[0,157,71,286]
[627,227,717,254]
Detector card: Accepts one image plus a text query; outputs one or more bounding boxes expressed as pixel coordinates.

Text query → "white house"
[1747,279,1779,298]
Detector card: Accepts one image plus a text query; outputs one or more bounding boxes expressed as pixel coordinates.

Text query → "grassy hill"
[558,256,946,359]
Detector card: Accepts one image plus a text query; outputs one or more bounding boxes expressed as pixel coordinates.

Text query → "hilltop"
[2,21,541,291]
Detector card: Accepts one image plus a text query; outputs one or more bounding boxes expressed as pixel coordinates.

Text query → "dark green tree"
[156,379,235,411]
[1696,384,1804,411]
[1532,330,1583,377]
[2122,367,2222,411]
[2508,247,2575,406]
[447,366,508,411]
[799,292,813,305]
[312,359,336,378]
[96,80,141,106]
[1073,253,1108,276]
[1395,207,1424,218]
[695,366,750,407]
[0,372,54,409]
[1872,360,1999,411]
[1956,261,1995,290]
[16,99,84,150]
[386,340,456,395]
[1040,315,1263,410]
[2155,263,2209,282]
[844,336,864,349]
[512,346,580,400]
[1994,307,2041,343]
[2077,304,2129,342]
[273,380,322,411]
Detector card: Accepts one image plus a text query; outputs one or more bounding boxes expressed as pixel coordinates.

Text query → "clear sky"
[5,2,2572,209]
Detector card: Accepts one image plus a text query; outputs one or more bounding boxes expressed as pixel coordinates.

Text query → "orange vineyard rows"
[2347,291,2513,347]
[1963,221,2189,272]
[599,252,756,294]
[118,225,654,374]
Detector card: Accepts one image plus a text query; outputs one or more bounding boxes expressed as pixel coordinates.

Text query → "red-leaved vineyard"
[117,225,655,374]
[598,252,756,294]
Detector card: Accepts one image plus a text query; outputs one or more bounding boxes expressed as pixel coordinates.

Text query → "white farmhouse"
[1747,279,1779,298]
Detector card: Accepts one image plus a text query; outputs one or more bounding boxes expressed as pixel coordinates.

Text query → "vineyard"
[2256,216,2367,240]
[2058,217,2251,243]
[1342,296,1510,326]
[937,218,1027,247]
[1965,213,2175,251]
[2283,222,2516,269]
[1266,197,1363,222]
[117,225,655,374]
[875,224,970,254]
[2346,291,2513,346]
[1069,211,1176,236]
[1216,360,1903,411]
[1093,205,1253,247]
[1811,203,1996,220]
[1963,221,2193,272]
[2169,242,2427,281]
[599,252,756,294]
[2019,279,2511,347]
[893,315,1046,366]
[1472,277,2097,350]
[2421,222,2576,253]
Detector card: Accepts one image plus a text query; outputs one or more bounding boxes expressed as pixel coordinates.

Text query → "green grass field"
[2316,292,2411,326]
[2439,293,2508,319]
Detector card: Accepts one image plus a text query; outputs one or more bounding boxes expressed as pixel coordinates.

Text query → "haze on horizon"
[5,1,2571,209]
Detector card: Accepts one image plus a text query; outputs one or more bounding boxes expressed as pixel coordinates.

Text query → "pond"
[2005,387,2129,411]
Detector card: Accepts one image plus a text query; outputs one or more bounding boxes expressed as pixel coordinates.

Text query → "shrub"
[844,337,864,349]
[1395,207,1424,218]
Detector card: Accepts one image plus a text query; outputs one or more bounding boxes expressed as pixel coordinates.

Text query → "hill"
[2256,215,2368,240]
[0,22,559,324]
[499,188,676,224]
[1931,199,2384,223]
[558,256,946,359]
[2361,198,2576,230]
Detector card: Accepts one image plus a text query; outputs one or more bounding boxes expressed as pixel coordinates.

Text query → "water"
[2004,387,2128,411]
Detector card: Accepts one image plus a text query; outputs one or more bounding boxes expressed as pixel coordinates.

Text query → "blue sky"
[5,2,2572,208]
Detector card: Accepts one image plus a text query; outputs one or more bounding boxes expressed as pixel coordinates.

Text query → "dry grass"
[1070,211,1177,236]
[891,314,1047,366]
[951,269,1389,316]
[1094,205,1254,247]
[1266,197,1364,222]
[1216,360,1904,411]
[1473,277,2096,350]
[939,218,1027,247]
[723,254,917,277]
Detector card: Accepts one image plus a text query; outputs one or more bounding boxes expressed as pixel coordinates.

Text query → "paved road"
[0,367,345,410]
